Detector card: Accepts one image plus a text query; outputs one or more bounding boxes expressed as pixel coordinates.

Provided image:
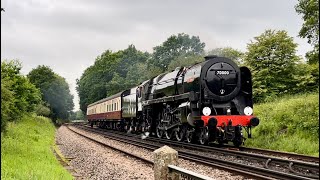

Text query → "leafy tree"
[1,78,14,131]
[76,50,122,112]
[116,44,150,77]
[43,76,74,120]
[295,0,319,64]
[75,110,85,120]
[244,30,300,102]
[34,103,51,117]
[292,62,319,93]
[145,64,163,78]
[105,72,127,96]
[207,47,244,65]
[68,110,84,120]
[1,60,41,131]
[77,45,152,113]
[28,66,74,121]
[122,63,150,87]
[152,33,205,71]
[167,55,204,71]
[26,65,56,90]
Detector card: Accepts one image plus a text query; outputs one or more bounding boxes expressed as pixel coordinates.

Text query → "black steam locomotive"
[87,55,259,146]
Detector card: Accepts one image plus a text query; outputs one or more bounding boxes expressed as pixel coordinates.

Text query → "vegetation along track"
[68,124,319,180]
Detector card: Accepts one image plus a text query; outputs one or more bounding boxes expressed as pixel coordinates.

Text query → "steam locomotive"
[87,55,259,146]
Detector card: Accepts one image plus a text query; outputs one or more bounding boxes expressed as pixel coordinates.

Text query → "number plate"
[216,70,230,75]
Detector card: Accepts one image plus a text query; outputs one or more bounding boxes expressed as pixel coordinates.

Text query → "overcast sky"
[1,0,312,111]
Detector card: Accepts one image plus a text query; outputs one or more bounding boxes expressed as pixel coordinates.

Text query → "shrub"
[35,103,51,117]
[246,93,319,156]
[1,60,41,132]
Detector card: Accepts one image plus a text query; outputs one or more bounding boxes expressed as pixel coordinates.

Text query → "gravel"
[56,125,247,180]
[56,126,153,180]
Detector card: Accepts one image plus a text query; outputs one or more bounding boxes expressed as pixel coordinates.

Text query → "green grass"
[1,114,73,180]
[246,92,319,156]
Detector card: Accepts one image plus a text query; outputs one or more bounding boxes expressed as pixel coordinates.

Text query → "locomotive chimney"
[204,55,218,61]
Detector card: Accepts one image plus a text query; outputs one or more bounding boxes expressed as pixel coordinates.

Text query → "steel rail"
[72,124,319,180]
[80,124,319,171]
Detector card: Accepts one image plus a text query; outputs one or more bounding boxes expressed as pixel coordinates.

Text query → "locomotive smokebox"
[201,56,241,102]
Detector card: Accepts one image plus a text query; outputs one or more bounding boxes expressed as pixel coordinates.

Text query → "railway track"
[238,146,319,163]
[76,123,319,163]
[68,124,319,180]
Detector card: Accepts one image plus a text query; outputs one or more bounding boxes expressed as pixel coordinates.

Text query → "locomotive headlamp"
[244,106,253,116]
[202,107,211,116]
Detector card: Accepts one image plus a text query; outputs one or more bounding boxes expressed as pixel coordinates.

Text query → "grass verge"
[246,92,319,156]
[1,114,73,179]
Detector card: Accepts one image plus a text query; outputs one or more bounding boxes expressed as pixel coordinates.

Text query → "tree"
[105,72,127,96]
[152,33,205,71]
[295,0,319,64]
[121,63,150,88]
[207,47,244,65]
[116,44,150,77]
[1,60,41,131]
[167,55,204,71]
[244,30,300,102]
[28,66,74,120]
[75,110,85,120]
[292,62,319,93]
[77,45,152,113]
[76,50,122,113]
[34,102,51,117]
[43,76,74,120]
[1,77,14,131]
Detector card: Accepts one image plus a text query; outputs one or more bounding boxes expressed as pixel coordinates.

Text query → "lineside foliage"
[1,114,73,179]
[1,60,74,132]
[244,30,300,102]
[27,65,74,121]
[246,92,319,156]
[1,60,41,132]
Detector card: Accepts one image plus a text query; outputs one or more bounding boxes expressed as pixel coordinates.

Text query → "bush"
[55,119,70,126]
[1,60,41,132]
[1,79,14,131]
[292,62,319,93]
[246,92,319,156]
[35,103,51,117]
